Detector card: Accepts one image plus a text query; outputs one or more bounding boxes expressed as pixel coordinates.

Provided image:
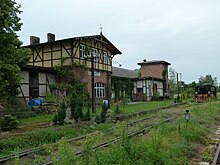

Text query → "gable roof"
[112,67,138,78]
[24,34,122,56]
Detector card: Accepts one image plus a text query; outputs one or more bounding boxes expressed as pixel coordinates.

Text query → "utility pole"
[176,72,179,103]
[91,56,95,113]
[179,73,182,93]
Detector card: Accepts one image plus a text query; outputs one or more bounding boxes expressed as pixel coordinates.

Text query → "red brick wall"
[140,64,169,93]
[140,64,164,79]
[81,70,110,99]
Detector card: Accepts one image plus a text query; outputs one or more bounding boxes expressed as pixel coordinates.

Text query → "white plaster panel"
[133,82,136,87]
[39,73,46,84]
[143,87,146,94]
[134,87,137,94]
[156,81,163,88]
[20,71,29,83]
[158,89,163,96]
[137,80,143,88]
[47,73,56,84]
[18,84,29,97]
[39,85,47,96]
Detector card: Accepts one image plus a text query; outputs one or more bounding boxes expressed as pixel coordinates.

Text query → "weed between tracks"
[2,101,220,164]
[35,101,220,164]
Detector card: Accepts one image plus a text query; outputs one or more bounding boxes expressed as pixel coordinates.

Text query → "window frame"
[103,51,108,64]
[95,82,105,98]
[80,44,85,59]
[92,48,99,62]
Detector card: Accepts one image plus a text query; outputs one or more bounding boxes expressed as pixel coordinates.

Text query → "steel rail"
[0,103,183,164]
[212,143,220,165]
[0,115,156,164]
[45,117,174,165]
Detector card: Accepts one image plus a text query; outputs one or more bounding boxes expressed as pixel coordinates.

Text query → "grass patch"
[18,114,54,125]
[0,121,114,157]
[95,99,175,115]
[75,100,220,164]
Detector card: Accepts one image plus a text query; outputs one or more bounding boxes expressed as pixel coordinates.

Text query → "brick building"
[112,59,170,101]
[18,33,122,104]
[18,32,170,104]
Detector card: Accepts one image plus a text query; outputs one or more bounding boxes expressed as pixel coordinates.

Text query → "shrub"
[53,100,66,125]
[101,103,108,123]
[53,113,58,125]
[114,104,120,115]
[84,107,91,121]
[0,114,19,131]
[95,115,101,124]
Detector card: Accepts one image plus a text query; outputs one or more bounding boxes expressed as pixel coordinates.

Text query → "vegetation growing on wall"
[51,63,88,96]
[51,63,90,122]
[162,66,167,80]
[112,77,133,102]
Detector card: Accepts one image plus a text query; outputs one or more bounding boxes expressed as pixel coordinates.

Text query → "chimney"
[30,36,40,45]
[47,33,55,42]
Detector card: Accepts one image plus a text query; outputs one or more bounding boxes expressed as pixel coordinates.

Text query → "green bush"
[0,114,19,131]
[53,113,58,125]
[84,107,91,121]
[114,104,120,115]
[95,115,101,124]
[53,100,66,125]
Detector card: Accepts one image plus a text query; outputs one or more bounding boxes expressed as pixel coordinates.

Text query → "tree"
[168,68,177,96]
[182,81,197,98]
[0,0,29,97]
[198,74,217,86]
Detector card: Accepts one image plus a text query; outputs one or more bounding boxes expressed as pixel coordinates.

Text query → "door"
[136,88,143,101]
[29,72,39,99]
[153,83,157,96]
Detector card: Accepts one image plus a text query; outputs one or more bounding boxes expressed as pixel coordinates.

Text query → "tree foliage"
[198,74,217,86]
[0,0,29,97]
[168,68,177,96]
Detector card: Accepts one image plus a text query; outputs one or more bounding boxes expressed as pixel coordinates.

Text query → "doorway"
[29,72,39,99]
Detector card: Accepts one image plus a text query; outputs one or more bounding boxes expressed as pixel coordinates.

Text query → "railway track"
[212,143,220,165]
[0,111,177,164]
[45,117,174,165]
[0,102,185,164]
[0,114,158,164]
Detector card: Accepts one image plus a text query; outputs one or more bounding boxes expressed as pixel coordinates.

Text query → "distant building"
[112,59,170,101]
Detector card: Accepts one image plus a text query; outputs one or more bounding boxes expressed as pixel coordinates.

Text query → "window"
[92,48,98,62]
[80,44,85,59]
[95,82,105,98]
[103,51,108,64]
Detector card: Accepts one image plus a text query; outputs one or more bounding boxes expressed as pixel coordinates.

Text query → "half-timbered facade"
[112,60,170,101]
[19,33,121,103]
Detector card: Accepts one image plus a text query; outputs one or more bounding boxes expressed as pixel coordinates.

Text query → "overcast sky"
[15,0,220,83]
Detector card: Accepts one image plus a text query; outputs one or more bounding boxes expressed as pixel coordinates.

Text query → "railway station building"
[18,33,170,104]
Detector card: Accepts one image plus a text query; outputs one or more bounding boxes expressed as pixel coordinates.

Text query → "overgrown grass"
[4,99,220,164]
[43,100,220,165]
[0,122,114,157]
[95,99,175,115]
[18,114,54,125]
